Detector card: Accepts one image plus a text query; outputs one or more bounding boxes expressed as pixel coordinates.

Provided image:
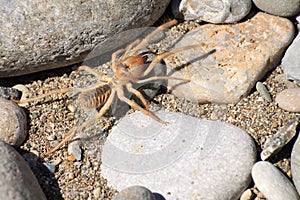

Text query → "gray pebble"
[275,88,300,112]
[102,110,256,199]
[282,33,300,85]
[68,140,82,161]
[256,82,272,102]
[43,162,56,173]
[291,129,300,195]
[0,0,170,77]
[253,0,300,17]
[0,98,27,147]
[0,141,46,200]
[112,186,155,200]
[179,0,252,23]
[252,161,300,200]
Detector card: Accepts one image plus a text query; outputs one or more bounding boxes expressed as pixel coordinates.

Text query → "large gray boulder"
[0,0,170,77]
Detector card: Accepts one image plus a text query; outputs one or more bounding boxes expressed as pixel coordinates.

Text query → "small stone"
[261,117,299,160]
[0,141,46,200]
[275,88,300,112]
[0,86,22,100]
[0,98,27,147]
[112,186,155,200]
[43,162,56,173]
[67,104,77,113]
[291,129,300,194]
[252,161,300,200]
[282,33,300,85]
[67,140,82,161]
[179,0,252,23]
[240,189,253,200]
[93,187,102,199]
[12,84,30,107]
[102,110,256,199]
[165,12,294,104]
[256,82,272,102]
[253,0,300,17]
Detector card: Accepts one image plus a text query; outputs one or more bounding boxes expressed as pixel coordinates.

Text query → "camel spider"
[13,19,203,155]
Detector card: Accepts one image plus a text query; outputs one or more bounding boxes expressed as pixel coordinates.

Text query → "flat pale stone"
[0,0,170,77]
[101,111,256,200]
[282,33,300,85]
[252,161,300,200]
[0,141,46,200]
[275,88,300,112]
[165,12,294,104]
[291,132,300,194]
[253,0,300,17]
[179,0,252,23]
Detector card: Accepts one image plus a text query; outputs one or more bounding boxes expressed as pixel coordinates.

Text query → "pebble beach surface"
[1,1,300,200]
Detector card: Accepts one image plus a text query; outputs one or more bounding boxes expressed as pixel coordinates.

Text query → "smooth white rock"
[102,110,256,200]
[291,130,300,195]
[282,33,300,85]
[252,161,300,200]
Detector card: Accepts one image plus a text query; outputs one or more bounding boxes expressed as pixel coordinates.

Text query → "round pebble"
[256,82,272,102]
[0,98,27,147]
[252,161,300,200]
[275,88,300,112]
[112,185,155,200]
[102,110,256,199]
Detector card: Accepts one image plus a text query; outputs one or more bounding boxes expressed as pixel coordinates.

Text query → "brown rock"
[165,12,294,104]
[275,88,300,112]
[0,98,27,147]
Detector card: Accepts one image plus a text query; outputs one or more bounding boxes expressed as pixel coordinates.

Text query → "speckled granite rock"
[179,0,252,23]
[282,33,300,85]
[165,12,294,104]
[275,88,300,112]
[0,98,27,147]
[252,161,300,200]
[102,110,256,199]
[0,0,170,77]
[0,141,46,200]
[253,0,300,17]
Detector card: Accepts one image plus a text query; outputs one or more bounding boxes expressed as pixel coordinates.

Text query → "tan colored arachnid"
[13,19,202,155]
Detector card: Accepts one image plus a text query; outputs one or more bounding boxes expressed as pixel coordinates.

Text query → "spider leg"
[137,76,190,84]
[143,44,202,76]
[77,65,111,83]
[11,87,84,104]
[44,89,116,156]
[126,83,150,110]
[123,39,141,57]
[130,19,178,56]
[117,86,167,125]
[112,48,126,72]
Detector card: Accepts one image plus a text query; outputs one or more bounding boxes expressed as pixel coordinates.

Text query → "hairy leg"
[143,44,202,76]
[117,86,167,125]
[77,65,111,83]
[126,83,150,110]
[130,19,178,56]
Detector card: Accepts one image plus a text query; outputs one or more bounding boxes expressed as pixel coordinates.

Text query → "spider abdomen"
[78,84,112,109]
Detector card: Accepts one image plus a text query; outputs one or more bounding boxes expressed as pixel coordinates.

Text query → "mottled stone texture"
[165,12,294,104]
[0,0,170,77]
